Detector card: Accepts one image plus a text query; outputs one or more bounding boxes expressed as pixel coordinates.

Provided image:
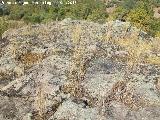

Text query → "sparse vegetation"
[114,34,152,78]
[111,0,160,37]
[0,17,8,37]
[0,17,25,38]
[0,1,160,120]
[0,0,160,37]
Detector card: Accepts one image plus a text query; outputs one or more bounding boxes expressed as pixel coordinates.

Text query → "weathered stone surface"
[49,100,101,120]
[0,19,160,120]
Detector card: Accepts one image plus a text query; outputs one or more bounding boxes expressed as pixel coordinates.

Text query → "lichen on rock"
[0,19,160,120]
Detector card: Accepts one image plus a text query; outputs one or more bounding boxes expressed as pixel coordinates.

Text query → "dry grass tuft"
[64,25,99,100]
[8,20,26,30]
[32,80,52,120]
[62,25,87,99]
[146,56,160,65]
[68,25,87,83]
[34,83,46,120]
[104,33,158,79]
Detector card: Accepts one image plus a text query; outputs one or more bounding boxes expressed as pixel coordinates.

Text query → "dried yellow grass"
[146,56,160,65]
[69,25,87,82]
[71,25,82,45]
[35,83,46,120]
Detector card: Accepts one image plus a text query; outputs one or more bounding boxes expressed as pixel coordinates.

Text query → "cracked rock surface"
[0,19,160,120]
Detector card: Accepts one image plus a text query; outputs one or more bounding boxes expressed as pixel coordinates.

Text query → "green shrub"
[23,14,44,24]
[0,18,9,37]
[8,5,25,20]
[111,0,159,36]
[1,0,109,24]
[87,9,108,23]
[126,7,152,31]
[149,19,160,36]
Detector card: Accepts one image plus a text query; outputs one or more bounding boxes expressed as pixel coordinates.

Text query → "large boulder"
[0,19,159,120]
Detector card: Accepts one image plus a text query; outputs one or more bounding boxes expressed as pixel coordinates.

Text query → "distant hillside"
[0,0,160,38]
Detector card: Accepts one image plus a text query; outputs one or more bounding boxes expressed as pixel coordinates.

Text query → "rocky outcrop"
[0,19,160,120]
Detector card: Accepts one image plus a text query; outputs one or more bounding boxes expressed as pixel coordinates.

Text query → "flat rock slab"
[49,100,101,120]
[83,73,123,98]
